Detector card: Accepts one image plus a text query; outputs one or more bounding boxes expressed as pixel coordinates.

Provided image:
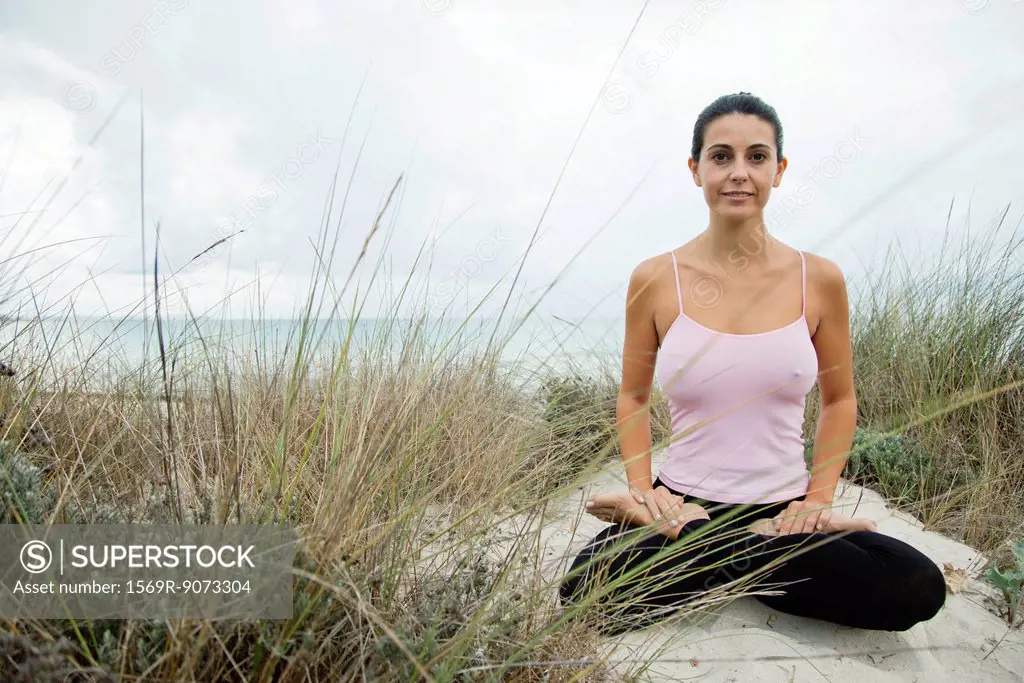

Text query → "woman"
[558,92,946,636]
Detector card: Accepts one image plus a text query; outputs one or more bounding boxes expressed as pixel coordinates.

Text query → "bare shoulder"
[801,251,847,294]
[800,251,850,337]
[628,250,676,294]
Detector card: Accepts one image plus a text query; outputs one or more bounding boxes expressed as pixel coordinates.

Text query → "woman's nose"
[730,162,750,179]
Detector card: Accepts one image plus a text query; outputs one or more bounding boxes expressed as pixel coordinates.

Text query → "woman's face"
[688,113,787,221]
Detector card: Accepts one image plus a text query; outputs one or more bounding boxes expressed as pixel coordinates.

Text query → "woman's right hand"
[631,486,687,528]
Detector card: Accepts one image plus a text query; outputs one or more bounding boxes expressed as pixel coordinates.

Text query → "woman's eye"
[712,153,728,162]
[752,153,767,162]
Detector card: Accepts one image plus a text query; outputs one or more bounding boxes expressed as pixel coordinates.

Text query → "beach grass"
[2,205,1021,678]
[1,102,1021,679]
[0,301,611,679]
[0,176,684,679]
[834,209,1024,555]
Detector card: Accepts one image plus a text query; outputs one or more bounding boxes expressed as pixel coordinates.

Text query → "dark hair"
[691,92,784,162]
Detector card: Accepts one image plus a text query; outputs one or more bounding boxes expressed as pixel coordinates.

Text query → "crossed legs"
[560,493,946,635]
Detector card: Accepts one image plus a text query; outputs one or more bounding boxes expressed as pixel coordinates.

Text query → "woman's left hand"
[773,497,833,535]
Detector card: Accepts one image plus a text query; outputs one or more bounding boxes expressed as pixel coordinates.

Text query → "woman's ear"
[687,157,701,187]
[772,157,788,188]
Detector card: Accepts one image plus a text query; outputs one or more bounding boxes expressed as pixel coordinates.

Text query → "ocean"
[0,315,625,393]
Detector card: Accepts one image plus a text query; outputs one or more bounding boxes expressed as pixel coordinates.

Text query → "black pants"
[559,478,946,636]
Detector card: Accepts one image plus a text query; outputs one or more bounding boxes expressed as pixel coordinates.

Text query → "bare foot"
[586,491,710,539]
[748,513,878,537]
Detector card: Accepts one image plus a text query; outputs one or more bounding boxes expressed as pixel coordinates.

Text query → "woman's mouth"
[723,191,753,200]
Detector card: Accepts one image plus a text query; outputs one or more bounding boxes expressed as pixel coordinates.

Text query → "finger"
[655,487,682,511]
[651,499,675,527]
[655,485,679,507]
[642,491,663,523]
[634,489,664,523]
[653,487,674,522]
[799,511,819,535]
[809,510,827,534]
[773,511,787,535]
[814,510,831,532]
[664,494,687,527]
[795,509,815,535]
[774,504,796,535]
[787,509,807,536]
[777,509,796,536]
[788,510,807,535]
[653,488,680,525]
[654,486,677,502]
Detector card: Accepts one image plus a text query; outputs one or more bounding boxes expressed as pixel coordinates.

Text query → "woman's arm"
[617,260,661,491]
[806,256,858,504]
[775,255,858,536]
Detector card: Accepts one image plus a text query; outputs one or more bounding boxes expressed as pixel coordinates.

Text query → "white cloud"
[263,0,329,50]
[164,110,259,217]
[0,0,1021,325]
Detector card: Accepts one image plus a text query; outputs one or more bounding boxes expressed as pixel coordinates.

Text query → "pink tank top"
[654,249,818,504]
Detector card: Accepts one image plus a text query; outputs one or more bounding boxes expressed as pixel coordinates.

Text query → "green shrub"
[0,440,56,524]
[537,373,618,486]
[984,539,1024,626]
[803,426,958,503]
[0,440,216,525]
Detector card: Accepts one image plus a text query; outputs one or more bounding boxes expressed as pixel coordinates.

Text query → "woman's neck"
[699,215,776,266]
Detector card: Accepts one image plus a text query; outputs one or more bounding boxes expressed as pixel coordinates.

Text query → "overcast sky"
[1,0,1022,323]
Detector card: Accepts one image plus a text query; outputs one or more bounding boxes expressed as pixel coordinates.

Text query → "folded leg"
[748,529,947,631]
[559,517,768,635]
[560,522,946,634]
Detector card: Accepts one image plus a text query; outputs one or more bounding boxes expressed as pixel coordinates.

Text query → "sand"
[529,456,1024,682]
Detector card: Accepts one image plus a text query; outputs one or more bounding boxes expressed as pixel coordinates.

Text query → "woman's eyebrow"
[706,143,773,151]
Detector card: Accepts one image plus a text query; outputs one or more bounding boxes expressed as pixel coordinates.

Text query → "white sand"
[528,458,1024,682]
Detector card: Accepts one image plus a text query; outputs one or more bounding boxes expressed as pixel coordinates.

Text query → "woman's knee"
[559,551,599,607]
[558,541,635,607]
[852,544,946,631]
[558,571,579,606]
[889,560,946,629]
[756,532,947,631]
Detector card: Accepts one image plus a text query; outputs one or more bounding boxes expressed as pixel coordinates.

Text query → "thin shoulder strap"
[670,250,684,316]
[799,250,807,317]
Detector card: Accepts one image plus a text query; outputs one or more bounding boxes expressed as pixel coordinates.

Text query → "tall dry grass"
[0,164,705,679]
[2,86,1020,678]
[5,201,1023,678]
[0,311,621,679]
[800,210,1024,553]
[4,212,1022,677]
